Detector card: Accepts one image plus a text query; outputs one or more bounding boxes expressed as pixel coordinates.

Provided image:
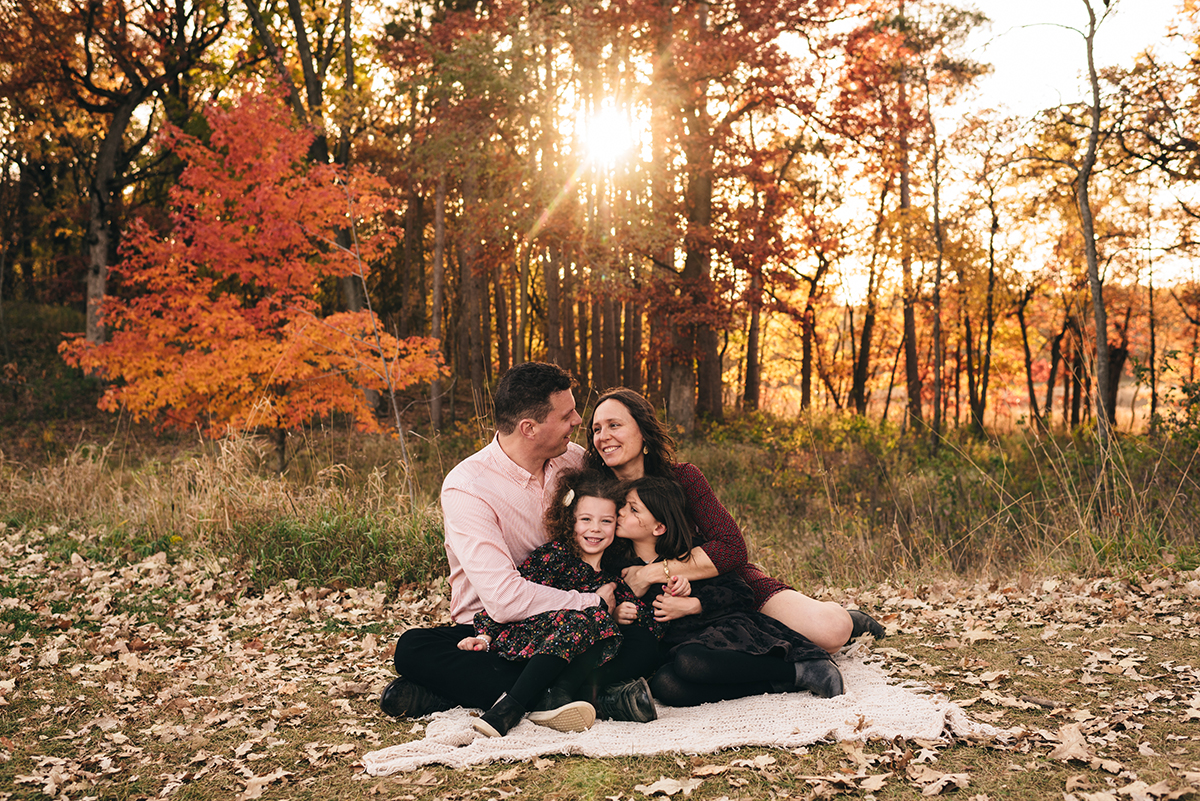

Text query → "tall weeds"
[3,412,1197,590]
[0,430,450,591]
[690,413,1200,586]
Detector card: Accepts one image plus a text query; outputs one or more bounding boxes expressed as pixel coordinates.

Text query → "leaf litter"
[2,522,1199,799]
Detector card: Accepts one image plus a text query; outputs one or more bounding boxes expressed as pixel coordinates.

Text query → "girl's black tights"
[649,644,793,707]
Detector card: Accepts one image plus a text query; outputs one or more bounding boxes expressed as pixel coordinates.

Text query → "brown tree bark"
[493,263,509,374]
[543,246,563,366]
[430,173,447,430]
[461,169,485,411]
[1078,1,1114,446]
[744,267,762,411]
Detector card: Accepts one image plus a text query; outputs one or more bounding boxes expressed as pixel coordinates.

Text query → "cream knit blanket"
[362,645,996,776]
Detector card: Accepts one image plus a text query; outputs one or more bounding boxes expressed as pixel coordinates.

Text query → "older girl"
[609,475,844,705]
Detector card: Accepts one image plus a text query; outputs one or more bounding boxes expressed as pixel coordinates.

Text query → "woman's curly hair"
[543,468,624,559]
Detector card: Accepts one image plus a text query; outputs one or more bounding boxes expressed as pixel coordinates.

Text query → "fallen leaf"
[635,777,704,796]
[1068,775,1092,791]
[923,774,970,796]
[238,767,290,800]
[909,764,970,795]
[861,773,892,791]
[1049,723,1093,762]
[692,765,729,777]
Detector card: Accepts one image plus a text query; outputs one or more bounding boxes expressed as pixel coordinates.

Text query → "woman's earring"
[643,445,649,455]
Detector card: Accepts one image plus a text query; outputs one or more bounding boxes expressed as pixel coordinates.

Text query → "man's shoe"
[848,609,886,641]
[593,677,657,722]
[380,677,454,718]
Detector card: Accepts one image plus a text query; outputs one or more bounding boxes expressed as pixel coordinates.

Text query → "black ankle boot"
[848,609,886,641]
[794,659,844,698]
[593,677,657,722]
[471,694,526,737]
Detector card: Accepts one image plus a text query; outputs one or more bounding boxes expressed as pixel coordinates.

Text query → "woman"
[586,387,884,654]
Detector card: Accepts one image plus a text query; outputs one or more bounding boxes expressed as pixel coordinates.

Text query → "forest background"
[4,0,1200,581]
[8,4,1200,798]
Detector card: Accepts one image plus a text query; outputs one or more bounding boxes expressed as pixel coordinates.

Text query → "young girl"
[459,468,659,737]
[609,475,845,706]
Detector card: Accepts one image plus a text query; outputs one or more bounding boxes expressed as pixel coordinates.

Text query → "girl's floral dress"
[473,540,655,664]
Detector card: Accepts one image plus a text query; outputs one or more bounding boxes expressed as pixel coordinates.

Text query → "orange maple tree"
[61,90,442,439]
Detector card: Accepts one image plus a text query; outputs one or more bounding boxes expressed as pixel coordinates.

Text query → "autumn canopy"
[2,0,1198,441]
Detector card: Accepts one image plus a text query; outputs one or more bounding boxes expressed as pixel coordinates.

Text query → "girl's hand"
[615,601,639,625]
[666,575,691,597]
[652,594,701,622]
[458,636,490,652]
[620,563,659,597]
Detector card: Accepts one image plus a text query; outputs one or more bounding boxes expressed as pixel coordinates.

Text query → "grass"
[3,402,1200,594]
[0,526,1196,799]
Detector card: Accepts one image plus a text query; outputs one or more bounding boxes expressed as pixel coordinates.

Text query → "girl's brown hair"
[620,475,694,562]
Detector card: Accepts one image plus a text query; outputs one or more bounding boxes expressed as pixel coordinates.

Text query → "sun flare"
[582,104,635,165]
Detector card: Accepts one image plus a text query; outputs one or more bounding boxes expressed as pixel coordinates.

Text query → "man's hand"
[595,582,617,613]
[615,601,639,625]
[458,636,490,651]
[666,575,691,597]
[653,594,701,622]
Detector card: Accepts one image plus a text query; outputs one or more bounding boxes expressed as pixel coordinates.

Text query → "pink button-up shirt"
[441,436,594,624]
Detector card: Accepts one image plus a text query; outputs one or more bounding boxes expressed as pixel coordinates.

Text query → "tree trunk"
[897,48,922,429]
[430,173,447,430]
[1148,275,1158,432]
[744,269,762,411]
[603,295,619,389]
[563,259,576,376]
[851,183,888,415]
[493,262,509,374]
[1078,1,1113,446]
[924,70,944,447]
[1070,328,1084,429]
[1014,287,1044,432]
[461,170,485,411]
[624,294,642,392]
[1043,320,1066,427]
[543,246,561,366]
[399,183,424,336]
[273,427,288,475]
[591,298,603,392]
[578,297,589,393]
[86,98,140,344]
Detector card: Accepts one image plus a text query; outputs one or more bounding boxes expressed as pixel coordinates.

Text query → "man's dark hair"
[493,362,576,435]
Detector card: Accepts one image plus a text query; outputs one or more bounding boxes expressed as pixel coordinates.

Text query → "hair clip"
[562,488,575,506]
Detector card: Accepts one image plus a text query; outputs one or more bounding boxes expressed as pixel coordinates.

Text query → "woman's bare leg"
[759,590,853,654]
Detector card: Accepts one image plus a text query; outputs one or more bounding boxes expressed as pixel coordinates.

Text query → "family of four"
[382,362,884,736]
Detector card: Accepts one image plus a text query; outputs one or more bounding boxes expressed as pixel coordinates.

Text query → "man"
[382,362,654,724]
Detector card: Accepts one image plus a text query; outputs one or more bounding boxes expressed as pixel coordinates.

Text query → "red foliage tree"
[61,90,442,467]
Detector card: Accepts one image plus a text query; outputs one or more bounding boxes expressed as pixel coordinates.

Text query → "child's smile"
[574,495,617,564]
